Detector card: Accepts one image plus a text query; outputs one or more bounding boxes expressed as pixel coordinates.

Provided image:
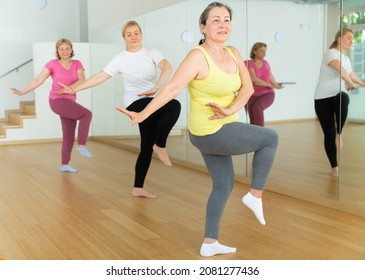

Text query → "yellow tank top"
[188,46,241,136]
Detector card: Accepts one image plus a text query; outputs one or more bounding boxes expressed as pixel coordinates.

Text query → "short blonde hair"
[121,21,142,38]
[250,42,267,59]
[55,38,74,59]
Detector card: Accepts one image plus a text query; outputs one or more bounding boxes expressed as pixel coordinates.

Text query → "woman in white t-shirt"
[59,21,181,198]
[314,28,365,177]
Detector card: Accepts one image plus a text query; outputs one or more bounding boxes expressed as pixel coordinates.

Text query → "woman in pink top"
[10,38,92,173]
[246,42,283,126]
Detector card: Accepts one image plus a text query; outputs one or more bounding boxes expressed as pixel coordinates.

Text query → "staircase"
[0,101,36,138]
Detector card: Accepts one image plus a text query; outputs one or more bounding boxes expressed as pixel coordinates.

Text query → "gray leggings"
[189,122,278,239]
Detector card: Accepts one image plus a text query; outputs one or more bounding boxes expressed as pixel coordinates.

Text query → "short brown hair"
[329,28,353,49]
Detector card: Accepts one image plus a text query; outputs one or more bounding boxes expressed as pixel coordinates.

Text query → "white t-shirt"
[314,48,352,100]
[103,47,164,107]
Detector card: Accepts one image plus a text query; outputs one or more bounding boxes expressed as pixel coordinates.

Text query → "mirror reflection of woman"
[314,28,365,177]
[58,21,181,199]
[246,42,283,126]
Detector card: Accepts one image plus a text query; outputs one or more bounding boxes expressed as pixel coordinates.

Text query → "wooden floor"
[93,121,365,208]
[1,140,365,260]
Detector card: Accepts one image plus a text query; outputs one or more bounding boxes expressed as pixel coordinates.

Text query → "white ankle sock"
[200,241,236,257]
[242,192,266,225]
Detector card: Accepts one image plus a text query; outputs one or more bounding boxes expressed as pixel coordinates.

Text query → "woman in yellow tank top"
[117,2,278,258]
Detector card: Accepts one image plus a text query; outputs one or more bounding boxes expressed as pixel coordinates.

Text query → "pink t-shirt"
[45,59,84,101]
[246,60,274,96]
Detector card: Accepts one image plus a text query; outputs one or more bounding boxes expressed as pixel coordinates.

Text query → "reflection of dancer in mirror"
[10,38,92,173]
[314,28,365,177]
[116,2,278,257]
[59,21,181,198]
[245,42,283,126]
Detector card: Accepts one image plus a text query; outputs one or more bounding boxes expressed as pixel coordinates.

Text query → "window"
[343,6,365,94]
[343,9,365,29]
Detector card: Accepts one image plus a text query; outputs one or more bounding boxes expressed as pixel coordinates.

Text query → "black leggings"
[314,92,349,167]
[127,97,181,188]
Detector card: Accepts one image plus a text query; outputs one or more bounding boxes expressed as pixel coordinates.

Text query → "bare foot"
[153,144,172,166]
[331,167,339,177]
[132,188,157,198]
[336,134,343,150]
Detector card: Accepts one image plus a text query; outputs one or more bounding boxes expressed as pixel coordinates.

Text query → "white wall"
[0,0,82,118]
[87,0,184,30]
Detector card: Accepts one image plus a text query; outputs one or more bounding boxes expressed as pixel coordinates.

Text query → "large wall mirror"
[340,0,365,210]
[88,0,365,216]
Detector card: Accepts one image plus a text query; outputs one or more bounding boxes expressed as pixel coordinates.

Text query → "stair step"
[0,122,22,129]
[8,113,22,125]
[23,104,36,115]
[0,101,36,138]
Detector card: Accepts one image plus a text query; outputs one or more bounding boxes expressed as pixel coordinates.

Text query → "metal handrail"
[0,59,33,79]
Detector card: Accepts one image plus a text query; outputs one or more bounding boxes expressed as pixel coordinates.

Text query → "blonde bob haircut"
[249,42,267,60]
[55,38,74,59]
[121,21,142,38]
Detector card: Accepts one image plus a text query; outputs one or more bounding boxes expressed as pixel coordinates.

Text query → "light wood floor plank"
[0,140,365,260]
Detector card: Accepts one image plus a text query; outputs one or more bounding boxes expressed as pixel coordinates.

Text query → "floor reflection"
[93,121,365,204]
[340,123,365,208]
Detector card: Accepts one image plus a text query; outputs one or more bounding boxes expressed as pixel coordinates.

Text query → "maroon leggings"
[49,98,92,164]
[246,92,275,126]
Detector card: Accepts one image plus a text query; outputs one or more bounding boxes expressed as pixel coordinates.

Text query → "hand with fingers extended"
[116,106,147,126]
[206,102,232,120]
[10,87,26,96]
[56,82,76,94]
[137,89,158,97]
